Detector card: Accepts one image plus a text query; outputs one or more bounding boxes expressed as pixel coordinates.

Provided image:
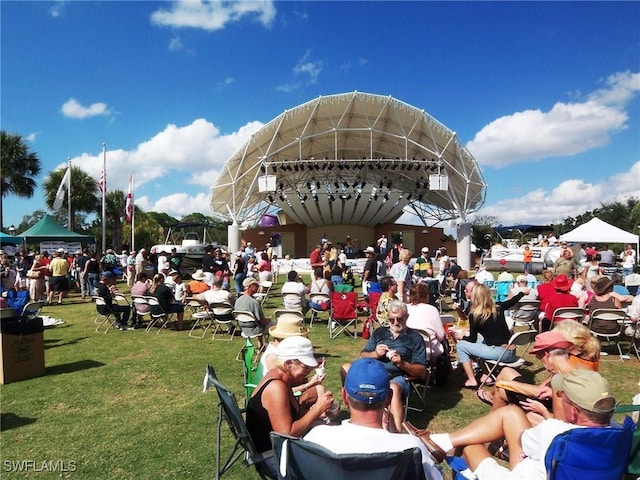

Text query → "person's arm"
[389,350,427,380]
[262,379,333,437]
[498,291,525,310]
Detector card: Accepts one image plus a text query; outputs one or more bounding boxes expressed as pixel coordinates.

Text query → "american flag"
[125,174,133,222]
[98,169,105,194]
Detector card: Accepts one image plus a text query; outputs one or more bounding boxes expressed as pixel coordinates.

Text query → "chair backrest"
[588,308,626,336]
[233,310,259,326]
[241,338,263,404]
[495,281,512,301]
[512,299,540,323]
[211,301,233,320]
[551,307,585,324]
[507,329,538,350]
[21,301,44,320]
[93,296,112,314]
[614,404,640,475]
[274,309,305,325]
[270,432,426,480]
[203,365,272,478]
[330,291,358,321]
[131,295,150,314]
[309,292,330,308]
[544,417,634,480]
[114,294,130,306]
[145,295,166,316]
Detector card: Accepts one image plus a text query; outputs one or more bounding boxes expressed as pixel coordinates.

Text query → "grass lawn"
[1,280,638,479]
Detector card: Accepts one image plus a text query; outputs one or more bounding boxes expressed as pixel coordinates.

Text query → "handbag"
[26,270,40,279]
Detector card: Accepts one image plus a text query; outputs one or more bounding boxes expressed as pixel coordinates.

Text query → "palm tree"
[43,166,99,231]
[0,131,42,229]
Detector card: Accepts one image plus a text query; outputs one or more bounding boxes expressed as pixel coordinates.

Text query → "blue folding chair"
[446,416,634,480]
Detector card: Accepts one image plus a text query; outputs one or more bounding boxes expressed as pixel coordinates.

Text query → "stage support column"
[228,222,240,258]
[456,221,472,271]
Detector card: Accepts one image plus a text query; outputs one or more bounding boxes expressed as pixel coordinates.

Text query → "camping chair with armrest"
[202,365,272,480]
[270,432,426,480]
[239,337,264,408]
[92,296,119,333]
[329,291,359,339]
[365,291,383,330]
[309,292,331,328]
[20,301,44,320]
[445,415,635,480]
[587,308,627,361]
[210,301,236,340]
[476,329,537,390]
[145,296,174,334]
[511,299,540,329]
[494,281,512,302]
[614,403,640,477]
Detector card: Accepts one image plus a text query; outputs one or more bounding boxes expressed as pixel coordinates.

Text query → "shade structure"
[210,92,486,228]
[0,232,23,246]
[19,214,95,244]
[559,217,639,244]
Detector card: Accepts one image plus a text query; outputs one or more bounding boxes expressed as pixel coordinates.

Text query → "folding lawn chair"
[329,291,358,339]
[131,295,151,326]
[93,296,119,333]
[253,281,273,306]
[587,308,627,361]
[614,403,640,477]
[551,307,585,327]
[210,301,236,340]
[239,338,263,407]
[476,329,537,390]
[145,296,173,334]
[20,301,44,321]
[202,365,273,480]
[511,299,540,329]
[270,432,426,480]
[233,310,267,352]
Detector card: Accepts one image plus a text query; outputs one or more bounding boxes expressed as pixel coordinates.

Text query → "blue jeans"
[456,338,517,364]
[86,273,99,296]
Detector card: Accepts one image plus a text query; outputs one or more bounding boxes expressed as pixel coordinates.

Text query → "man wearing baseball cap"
[420,369,615,479]
[304,358,443,480]
[414,247,432,281]
[96,271,132,330]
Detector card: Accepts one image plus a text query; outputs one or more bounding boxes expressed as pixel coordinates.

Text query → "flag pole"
[101,142,106,253]
[67,157,72,230]
[130,170,135,251]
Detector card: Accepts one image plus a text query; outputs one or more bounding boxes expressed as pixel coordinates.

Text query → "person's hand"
[306,373,326,388]
[388,350,402,365]
[537,385,552,399]
[375,344,389,358]
[519,398,551,419]
[312,391,334,415]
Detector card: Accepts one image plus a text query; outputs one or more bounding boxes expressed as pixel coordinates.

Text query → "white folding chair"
[145,296,173,334]
[92,296,118,333]
[131,295,151,326]
[210,302,235,340]
[20,301,44,320]
[551,307,586,328]
[476,330,538,389]
[511,299,540,329]
[233,310,266,353]
[252,280,272,306]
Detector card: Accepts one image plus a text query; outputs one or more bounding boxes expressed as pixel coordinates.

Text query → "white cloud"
[61,98,111,119]
[49,1,67,18]
[26,132,38,142]
[168,36,184,52]
[150,0,276,31]
[138,192,213,218]
[216,77,235,89]
[67,118,264,216]
[477,160,640,225]
[276,82,301,93]
[293,50,323,84]
[467,71,639,168]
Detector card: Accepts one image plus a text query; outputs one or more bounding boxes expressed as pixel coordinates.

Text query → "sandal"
[487,439,509,462]
[476,388,494,406]
[402,421,446,464]
[462,381,479,390]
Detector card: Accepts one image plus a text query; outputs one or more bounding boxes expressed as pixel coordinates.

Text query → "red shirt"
[309,249,322,267]
[544,292,578,320]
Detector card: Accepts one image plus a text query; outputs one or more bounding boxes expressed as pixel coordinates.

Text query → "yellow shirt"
[49,257,70,277]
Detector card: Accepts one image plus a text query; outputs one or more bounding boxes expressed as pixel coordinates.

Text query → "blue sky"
[2,1,639,232]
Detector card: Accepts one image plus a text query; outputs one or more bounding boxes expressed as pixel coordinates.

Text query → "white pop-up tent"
[560,217,639,250]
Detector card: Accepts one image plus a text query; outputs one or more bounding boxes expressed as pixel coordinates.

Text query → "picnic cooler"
[0,309,45,384]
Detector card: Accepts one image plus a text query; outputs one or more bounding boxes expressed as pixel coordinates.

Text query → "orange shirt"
[187,280,209,294]
[523,249,533,263]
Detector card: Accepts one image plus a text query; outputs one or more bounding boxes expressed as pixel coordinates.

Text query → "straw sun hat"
[269,311,309,338]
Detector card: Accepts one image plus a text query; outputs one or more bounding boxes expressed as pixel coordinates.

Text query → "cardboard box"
[0,318,45,385]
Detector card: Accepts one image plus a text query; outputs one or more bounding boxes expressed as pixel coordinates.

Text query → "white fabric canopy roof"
[210,92,486,228]
[559,217,639,244]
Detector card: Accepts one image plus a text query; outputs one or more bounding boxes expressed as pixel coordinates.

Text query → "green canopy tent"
[0,232,24,246]
[19,215,95,245]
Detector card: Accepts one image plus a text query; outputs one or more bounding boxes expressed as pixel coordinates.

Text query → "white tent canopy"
[560,218,639,244]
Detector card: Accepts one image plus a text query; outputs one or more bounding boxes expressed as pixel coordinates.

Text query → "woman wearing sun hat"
[246,336,335,478]
[540,274,578,332]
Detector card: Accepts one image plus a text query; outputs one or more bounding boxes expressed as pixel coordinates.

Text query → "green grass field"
[1,280,638,479]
